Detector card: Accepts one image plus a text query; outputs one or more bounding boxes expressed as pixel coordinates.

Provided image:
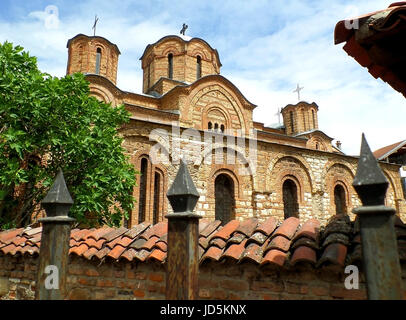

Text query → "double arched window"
[134,156,165,225]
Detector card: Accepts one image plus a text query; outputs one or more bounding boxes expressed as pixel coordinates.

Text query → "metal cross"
[92,15,99,36]
[293,83,304,101]
[180,23,188,35]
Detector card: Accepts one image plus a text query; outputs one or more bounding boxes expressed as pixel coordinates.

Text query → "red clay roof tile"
[290,246,317,266]
[261,249,287,267]
[201,246,223,263]
[267,235,291,253]
[211,220,240,241]
[293,219,320,241]
[247,231,268,245]
[210,237,227,249]
[107,245,127,260]
[124,222,150,238]
[82,247,99,260]
[148,248,166,262]
[142,236,159,250]
[235,218,258,236]
[222,239,247,261]
[318,243,348,267]
[1,214,405,271]
[255,217,278,236]
[240,242,263,264]
[101,227,128,242]
[272,217,300,240]
[200,220,222,238]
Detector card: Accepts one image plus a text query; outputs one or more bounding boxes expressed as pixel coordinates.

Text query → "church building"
[65,32,406,227]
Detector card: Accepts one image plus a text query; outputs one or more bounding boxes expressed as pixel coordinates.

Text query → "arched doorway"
[334,184,347,214]
[283,179,299,219]
[215,174,235,225]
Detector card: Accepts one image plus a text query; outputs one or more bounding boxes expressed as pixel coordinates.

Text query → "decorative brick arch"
[162,45,180,57]
[190,48,209,61]
[383,170,398,208]
[187,83,248,133]
[207,168,241,201]
[325,163,355,215]
[202,103,231,130]
[89,85,115,104]
[267,155,313,193]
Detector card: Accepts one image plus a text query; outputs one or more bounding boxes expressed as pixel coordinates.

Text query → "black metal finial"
[167,159,199,213]
[41,168,73,217]
[352,133,389,206]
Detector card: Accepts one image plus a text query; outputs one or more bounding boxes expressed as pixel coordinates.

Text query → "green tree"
[0,41,137,229]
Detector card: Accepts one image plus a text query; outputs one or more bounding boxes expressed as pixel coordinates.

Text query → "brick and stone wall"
[4,254,406,300]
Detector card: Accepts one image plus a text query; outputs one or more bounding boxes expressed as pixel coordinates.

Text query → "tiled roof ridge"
[1,216,406,270]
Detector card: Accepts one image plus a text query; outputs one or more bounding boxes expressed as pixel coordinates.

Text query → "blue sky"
[0,0,404,155]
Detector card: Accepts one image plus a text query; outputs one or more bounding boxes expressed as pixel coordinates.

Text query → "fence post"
[165,159,201,300]
[352,134,403,300]
[35,168,75,300]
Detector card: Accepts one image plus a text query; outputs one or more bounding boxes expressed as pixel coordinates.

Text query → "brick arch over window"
[325,163,355,216]
[187,83,248,133]
[202,105,231,131]
[89,85,115,104]
[161,46,181,57]
[267,155,313,194]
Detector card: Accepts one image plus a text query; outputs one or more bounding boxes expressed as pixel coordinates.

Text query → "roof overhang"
[334,2,406,98]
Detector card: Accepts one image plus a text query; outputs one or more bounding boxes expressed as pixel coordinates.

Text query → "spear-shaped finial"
[167,159,199,213]
[352,133,389,206]
[41,168,73,217]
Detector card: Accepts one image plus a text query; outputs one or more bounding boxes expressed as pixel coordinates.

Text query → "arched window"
[168,53,173,79]
[283,179,299,219]
[312,109,316,128]
[208,122,213,130]
[214,123,219,131]
[138,158,148,223]
[220,124,225,133]
[153,171,162,224]
[95,47,102,74]
[290,111,294,133]
[215,174,235,225]
[316,142,319,150]
[196,55,202,79]
[334,184,347,214]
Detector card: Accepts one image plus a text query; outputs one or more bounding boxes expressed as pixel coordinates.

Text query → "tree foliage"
[0,41,137,229]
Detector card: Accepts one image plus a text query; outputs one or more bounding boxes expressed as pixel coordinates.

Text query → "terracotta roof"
[334,2,406,98]
[373,140,406,160]
[1,215,406,268]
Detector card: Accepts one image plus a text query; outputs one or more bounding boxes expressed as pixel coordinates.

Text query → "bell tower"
[281,102,319,135]
[139,35,222,95]
[66,34,120,85]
